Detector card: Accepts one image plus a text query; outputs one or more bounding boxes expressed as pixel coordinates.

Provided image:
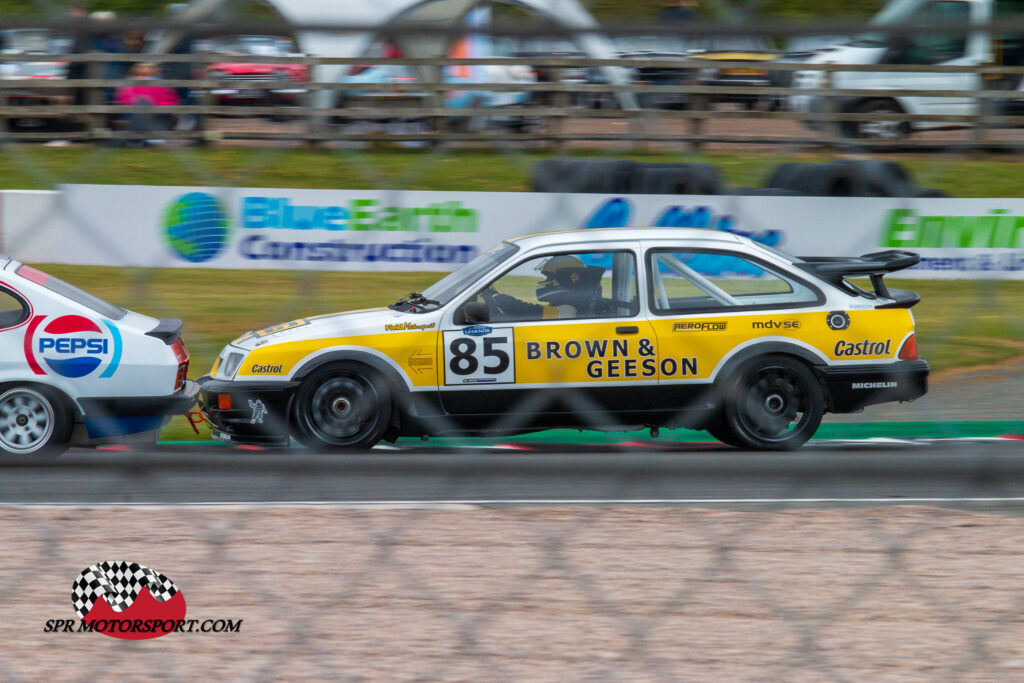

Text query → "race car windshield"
[16,265,127,320]
[400,242,520,311]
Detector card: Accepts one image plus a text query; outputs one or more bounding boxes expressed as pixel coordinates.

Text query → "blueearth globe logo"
[162,192,232,263]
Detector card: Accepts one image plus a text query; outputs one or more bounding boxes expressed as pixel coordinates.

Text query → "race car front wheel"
[0,386,72,458]
[291,364,392,452]
[722,356,824,451]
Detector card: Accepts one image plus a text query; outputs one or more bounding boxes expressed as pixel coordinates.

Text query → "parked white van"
[791,0,1024,139]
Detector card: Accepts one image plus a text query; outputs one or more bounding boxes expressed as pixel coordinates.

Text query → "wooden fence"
[2,52,1024,150]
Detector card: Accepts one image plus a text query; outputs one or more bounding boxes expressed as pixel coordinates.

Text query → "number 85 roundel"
[443,327,514,386]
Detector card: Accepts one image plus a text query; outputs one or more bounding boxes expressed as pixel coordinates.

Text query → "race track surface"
[3,439,1024,508]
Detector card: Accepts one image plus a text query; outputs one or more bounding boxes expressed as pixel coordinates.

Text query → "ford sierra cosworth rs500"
[199,228,928,451]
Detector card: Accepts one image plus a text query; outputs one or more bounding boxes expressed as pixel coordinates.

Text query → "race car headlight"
[220,352,245,379]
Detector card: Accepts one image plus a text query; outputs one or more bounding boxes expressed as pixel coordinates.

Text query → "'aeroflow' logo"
[24,315,122,379]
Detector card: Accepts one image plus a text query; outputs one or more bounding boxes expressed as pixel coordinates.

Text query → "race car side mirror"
[458,302,490,325]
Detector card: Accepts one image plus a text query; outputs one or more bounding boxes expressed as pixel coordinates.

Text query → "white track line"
[5,497,1024,509]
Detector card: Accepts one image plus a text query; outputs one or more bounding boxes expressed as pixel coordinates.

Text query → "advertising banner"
[2,185,1022,278]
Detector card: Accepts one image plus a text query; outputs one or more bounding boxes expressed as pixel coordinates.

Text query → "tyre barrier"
[767,162,865,197]
[532,158,722,195]
[766,160,931,197]
[725,187,806,196]
[532,159,947,198]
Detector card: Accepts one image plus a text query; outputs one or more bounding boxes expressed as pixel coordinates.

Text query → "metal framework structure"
[158,0,637,109]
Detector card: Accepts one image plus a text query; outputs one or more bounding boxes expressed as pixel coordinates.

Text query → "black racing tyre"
[726,187,805,196]
[580,159,636,193]
[837,160,913,197]
[721,356,825,451]
[0,385,72,458]
[845,99,910,141]
[632,163,722,196]
[531,157,579,192]
[913,187,951,198]
[766,162,807,189]
[704,413,746,448]
[291,364,392,452]
[768,162,864,197]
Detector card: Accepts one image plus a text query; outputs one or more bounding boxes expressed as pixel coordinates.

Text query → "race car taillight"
[898,334,918,360]
[171,338,190,390]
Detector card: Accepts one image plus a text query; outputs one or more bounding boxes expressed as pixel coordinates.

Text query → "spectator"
[114,62,179,146]
[658,0,699,23]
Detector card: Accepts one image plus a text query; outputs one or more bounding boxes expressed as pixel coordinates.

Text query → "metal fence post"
[86,53,104,142]
[687,90,703,154]
[551,66,567,153]
[0,90,8,139]
[823,69,840,150]
[305,56,319,150]
[972,67,988,150]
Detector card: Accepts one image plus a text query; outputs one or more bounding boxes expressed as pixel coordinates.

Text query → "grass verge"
[31,264,1024,440]
[4,147,1024,197]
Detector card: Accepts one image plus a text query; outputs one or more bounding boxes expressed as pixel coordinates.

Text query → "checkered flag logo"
[72,561,179,619]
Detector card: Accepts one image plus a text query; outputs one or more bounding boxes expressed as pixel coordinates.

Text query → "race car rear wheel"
[723,356,824,451]
[291,364,391,452]
[0,386,72,458]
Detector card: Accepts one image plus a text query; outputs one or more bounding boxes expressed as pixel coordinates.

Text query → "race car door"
[645,246,823,405]
[440,246,658,417]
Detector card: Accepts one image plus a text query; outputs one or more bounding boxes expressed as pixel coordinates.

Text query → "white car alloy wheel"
[0,387,56,454]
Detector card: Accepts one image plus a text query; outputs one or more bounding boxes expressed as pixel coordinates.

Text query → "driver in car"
[484,255,605,321]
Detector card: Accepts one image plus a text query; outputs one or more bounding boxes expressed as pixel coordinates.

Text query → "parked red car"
[201,35,307,108]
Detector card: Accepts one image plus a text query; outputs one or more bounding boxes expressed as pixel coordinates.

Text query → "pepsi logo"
[24,315,122,379]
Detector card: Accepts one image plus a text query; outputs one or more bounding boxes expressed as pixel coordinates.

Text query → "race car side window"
[16,265,127,320]
[478,250,638,323]
[0,286,29,329]
[648,249,822,315]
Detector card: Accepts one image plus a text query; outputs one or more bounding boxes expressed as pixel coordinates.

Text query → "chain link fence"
[0,2,1023,678]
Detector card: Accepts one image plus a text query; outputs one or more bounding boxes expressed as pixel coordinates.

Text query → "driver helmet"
[536,255,605,310]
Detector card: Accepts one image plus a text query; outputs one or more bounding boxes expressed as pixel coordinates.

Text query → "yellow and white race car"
[198,227,928,451]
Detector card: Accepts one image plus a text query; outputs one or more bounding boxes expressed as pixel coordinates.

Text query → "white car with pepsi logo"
[0,257,197,456]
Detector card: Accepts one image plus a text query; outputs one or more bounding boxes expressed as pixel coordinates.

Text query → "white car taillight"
[171,338,189,389]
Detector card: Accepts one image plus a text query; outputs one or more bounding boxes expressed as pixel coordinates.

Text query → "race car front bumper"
[198,376,298,446]
[821,360,929,413]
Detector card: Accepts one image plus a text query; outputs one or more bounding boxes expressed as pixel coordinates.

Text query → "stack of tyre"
[760,161,948,198]
[532,158,948,197]
[532,158,723,195]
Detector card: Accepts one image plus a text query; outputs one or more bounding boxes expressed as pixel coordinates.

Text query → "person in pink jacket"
[114,63,180,145]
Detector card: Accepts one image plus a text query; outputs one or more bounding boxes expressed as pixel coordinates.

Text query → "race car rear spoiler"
[146,318,184,344]
[795,250,921,308]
